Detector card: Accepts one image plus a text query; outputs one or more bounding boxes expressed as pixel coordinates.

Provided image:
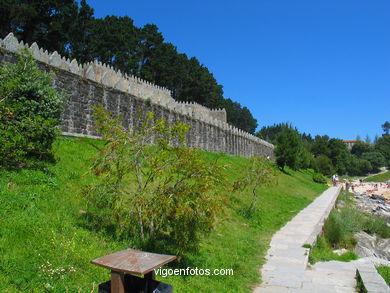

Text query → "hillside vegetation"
[0,137,326,292]
[363,171,390,182]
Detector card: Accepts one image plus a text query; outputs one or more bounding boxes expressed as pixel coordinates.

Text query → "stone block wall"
[0,33,274,158]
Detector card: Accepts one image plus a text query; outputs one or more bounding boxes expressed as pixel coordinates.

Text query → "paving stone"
[254,187,349,293]
[311,274,356,287]
[267,247,308,259]
[254,285,290,293]
[268,256,306,266]
[363,281,390,292]
[312,261,358,272]
[358,270,383,282]
[301,282,343,293]
[265,276,302,288]
[262,261,305,272]
[333,286,357,293]
[304,270,355,280]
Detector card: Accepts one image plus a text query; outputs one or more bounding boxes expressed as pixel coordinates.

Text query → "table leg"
[111,270,125,293]
[144,270,155,280]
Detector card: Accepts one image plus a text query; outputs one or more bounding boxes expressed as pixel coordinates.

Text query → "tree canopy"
[258,121,390,176]
[275,128,302,171]
[0,0,258,133]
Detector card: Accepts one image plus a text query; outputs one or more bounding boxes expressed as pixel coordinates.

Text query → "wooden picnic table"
[91,249,176,293]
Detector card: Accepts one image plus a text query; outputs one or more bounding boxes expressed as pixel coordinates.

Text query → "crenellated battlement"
[0,32,274,154]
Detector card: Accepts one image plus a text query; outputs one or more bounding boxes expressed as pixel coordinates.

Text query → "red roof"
[343,140,358,143]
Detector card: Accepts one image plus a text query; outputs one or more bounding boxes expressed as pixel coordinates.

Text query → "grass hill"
[0,137,327,292]
[363,171,390,182]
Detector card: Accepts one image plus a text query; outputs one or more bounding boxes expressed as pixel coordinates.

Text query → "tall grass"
[309,191,390,264]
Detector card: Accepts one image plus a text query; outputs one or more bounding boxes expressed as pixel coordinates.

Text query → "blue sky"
[89,0,389,140]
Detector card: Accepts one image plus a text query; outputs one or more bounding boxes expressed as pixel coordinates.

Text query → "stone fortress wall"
[0,33,274,158]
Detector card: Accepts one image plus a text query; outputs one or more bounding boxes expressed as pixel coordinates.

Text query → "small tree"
[362,151,386,172]
[375,135,390,168]
[347,155,372,176]
[84,105,225,257]
[382,121,390,135]
[0,49,67,168]
[351,141,372,157]
[233,155,277,215]
[275,128,302,171]
[314,155,334,176]
[298,145,314,169]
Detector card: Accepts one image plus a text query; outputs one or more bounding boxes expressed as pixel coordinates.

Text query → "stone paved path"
[253,186,389,292]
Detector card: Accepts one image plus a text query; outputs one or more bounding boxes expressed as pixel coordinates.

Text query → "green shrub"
[363,217,390,238]
[314,155,334,176]
[312,172,327,183]
[347,155,372,176]
[233,155,277,216]
[311,205,390,265]
[375,135,390,168]
[275,128,302,171]
[362,151,386,172]
[84,106,225,257]
[0,49,66,168]
[324,213,343,248]
[309,236,358,264]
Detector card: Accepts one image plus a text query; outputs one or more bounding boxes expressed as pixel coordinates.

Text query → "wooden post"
[111,271,125,293]
[144,270,155,281]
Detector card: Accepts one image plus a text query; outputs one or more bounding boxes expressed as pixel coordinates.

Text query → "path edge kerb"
[255,186,342,292]
[304,185,342,248]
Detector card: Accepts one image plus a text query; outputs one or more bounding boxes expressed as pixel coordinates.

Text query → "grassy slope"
[377,266,390,286]
[0,137,326,292]
[363,171,390,182]
[309,191,390,265]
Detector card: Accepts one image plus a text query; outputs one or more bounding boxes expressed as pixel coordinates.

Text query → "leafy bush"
[233,155,277,215]
[312,172,327,184]
[347,155,372,176]
[324,213,343,248]
[309,236,358,264]
[362,151,386,172]
[363,217,390,238]
[320,207,389,251]
[375,135,390,168]
[0,49,66,168]
[84,105,225,257]
[314,154,334,176]
[351,141,373,157]
[275,128,302,171]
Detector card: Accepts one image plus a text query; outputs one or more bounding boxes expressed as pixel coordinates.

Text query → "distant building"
[343,140,359,150]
